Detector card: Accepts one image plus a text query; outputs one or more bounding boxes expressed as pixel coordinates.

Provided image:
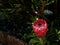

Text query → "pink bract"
[32,19,48,37]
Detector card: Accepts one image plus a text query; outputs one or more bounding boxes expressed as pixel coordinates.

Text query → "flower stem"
[39,38,44,45]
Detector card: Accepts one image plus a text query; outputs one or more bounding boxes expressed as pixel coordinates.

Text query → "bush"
[0,0,60,45]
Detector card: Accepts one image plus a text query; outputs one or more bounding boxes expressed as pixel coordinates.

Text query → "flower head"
[32,19,48,37]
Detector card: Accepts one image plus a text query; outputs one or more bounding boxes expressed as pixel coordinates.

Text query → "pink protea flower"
[32,19,48,37]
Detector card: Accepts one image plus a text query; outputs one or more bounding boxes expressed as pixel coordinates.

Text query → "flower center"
[38,23,42,26]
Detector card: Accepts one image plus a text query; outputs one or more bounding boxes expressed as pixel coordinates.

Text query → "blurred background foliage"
[0,0,60,45]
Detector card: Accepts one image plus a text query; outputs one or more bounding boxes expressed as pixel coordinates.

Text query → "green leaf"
[34,42,41,45]
[31,0,34,2]
[29,37,39,44]
[31,5,34,10]
[57,30,60,34]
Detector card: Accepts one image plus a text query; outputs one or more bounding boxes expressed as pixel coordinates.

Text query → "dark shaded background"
[0,0,60,45]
